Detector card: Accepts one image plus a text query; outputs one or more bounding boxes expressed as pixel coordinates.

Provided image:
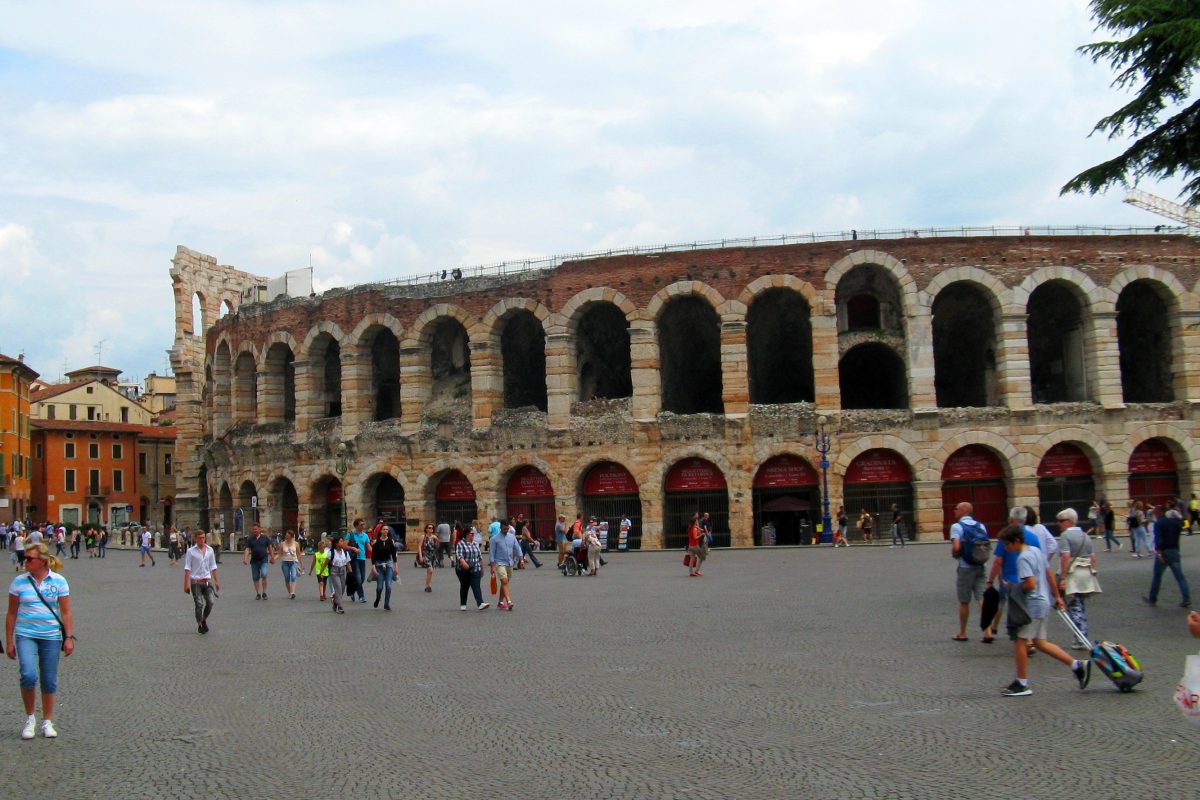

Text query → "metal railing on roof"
[355,223,1194,290]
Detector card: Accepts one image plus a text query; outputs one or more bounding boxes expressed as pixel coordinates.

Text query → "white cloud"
[0,224,40,280]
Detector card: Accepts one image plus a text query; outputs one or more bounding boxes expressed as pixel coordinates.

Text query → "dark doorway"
[429,318,471,405]
[265,343,296,423]
[576,303,632,401]
[312,334,342,418]
[658,296,723,414]
[932,283,996,408]
[747,289,814,405]
[1117,281,1173,403]
[662,458,729,548]
[501,311,548,411]
[1027,281,1087,403]
[370,328,401,420]
[839,343,908,409]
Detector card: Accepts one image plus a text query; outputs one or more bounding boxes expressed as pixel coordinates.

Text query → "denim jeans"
[1102,526,1119,550]
[16,636,61,694]
[280,561,298,583]
[456,567,484,606]
[191,583,214,623]
[351,559,367,599]
[1148,549,1191,604]
[373,562,394,606]
[1065,594,1088,641]
[1131,526,1148,556]
[519,540,541,567]
[329,565,346,607]
[891,524,905,546]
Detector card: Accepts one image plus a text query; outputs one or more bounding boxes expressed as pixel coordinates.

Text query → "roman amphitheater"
[168,228,1200,549]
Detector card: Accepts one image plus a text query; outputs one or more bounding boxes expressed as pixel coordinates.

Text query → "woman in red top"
[687,513,706,577]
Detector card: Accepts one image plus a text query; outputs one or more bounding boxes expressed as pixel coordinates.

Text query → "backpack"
[957,520,991,566]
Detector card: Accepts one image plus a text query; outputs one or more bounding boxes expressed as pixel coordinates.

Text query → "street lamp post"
[334,442,350,534]
[814,415,834,545]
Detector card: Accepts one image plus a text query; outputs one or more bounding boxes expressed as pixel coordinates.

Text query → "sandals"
[981,636,995,644]
[952,634,969,642]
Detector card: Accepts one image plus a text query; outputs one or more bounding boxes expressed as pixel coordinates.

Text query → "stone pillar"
[545,329,572,430]
[1103,471,1132,521]
[339,350,372,437]
[721,317,749,418]
[1176,311,1200,403]
[727,467,753,547]
[998,312,1033,411]
[256,369,278,425]
[1010,476,1039,516]
[913,479,943,541]
[907,311,937,411]
[212,369,231,436]
[811,313,841,413]
[629,321,660,421]
[1089,310,1124,409]
[292,358,320,434]
[399,345,427,436]
[470,340,501,430]
[639,483,663,550]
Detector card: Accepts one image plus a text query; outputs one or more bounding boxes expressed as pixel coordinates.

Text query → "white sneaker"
[477,602,490,611]
[41,720,57,738]
[460,605,467,611]
[20,716,35,740]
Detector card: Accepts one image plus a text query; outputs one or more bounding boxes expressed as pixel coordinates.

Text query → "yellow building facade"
[0,354,39,524]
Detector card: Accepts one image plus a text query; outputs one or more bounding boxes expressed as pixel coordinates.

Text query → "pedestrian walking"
[585,525,602,576]
[1056,508,1101,649]
[1127,500,1148,557]
[327,535,354,614]
[517,518,542,569]
[859,509,873,543]
[182,531,220,635]
[996,525,1092,697]
[419,524,439,593]
[949,502,988,642]
[278,530,303,599]
[309,538,331,601]
[53,529,65,558]
[139,528,156,567]
[489,520,522,610]
[436,520,452,567]
[1143,508,1192,608]
[210,529,222,564]
[982,507,1044,643]
[686,513,707,577]
[242,524,276,600]
[168,529,180,566]
[890,504,906,547]
[345,519,371,604]
[5,542,74,739]
[370,525,398,610]
[555,514,569,566]
[69,530,80,560]
[98,528,108,558]
[454,527,489,611]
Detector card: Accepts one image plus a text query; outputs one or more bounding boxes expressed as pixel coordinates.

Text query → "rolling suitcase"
[1057,610,1143,692]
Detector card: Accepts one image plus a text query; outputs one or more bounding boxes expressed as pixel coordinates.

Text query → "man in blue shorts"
[139,528,156,567]
[242,524,276,600]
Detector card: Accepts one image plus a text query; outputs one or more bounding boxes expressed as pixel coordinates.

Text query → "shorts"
[493,565,511,582]
[1014,615,1048,642]
[251,561,270,581]
[955,565,985,603]
[280,561,298,582]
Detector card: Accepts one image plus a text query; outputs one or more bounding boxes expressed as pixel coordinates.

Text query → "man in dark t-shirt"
[242,524,276,600]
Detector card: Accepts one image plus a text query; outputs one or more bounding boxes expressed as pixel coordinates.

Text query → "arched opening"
[747,289,814,405]
[197,465,210,532]
[941,445,1008,538]
[838,343,908,409]
[191,293,205,336]
[658,296,723,414]
[932,283,997,408]
[1128,438,1180,510]
[434,470,477,535]
[1117,281,1174,403]
[1027,281,1088,403]
[220,299,233,318]
[213,342,232,432]
[842,449,914,542]
[309,475,344,538]
[311,333,342,418]
[236,480,259,540]
[1037,443,1096,526]
[504,467,556,545]
[576,303,632,401]
[233,351,257,425]
[429,318,471,407]
[835,265,904,335]
[500,310,548,411]
[663,458,729,548]
[365,473,406,547]
[264,342,296,424]
[269,476,299,532]
[752,454,819,546]
[580,461,641,551]
[845,295,881,330]
[369,327,401,421]
[217,482,233,547]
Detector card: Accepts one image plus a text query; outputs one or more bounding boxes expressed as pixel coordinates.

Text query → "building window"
[112,443,122,460]
[86,386,94,394]
[113,469,124,492]
[46,405,55,420]
[164,454,172,475]
[9,454,15,477]
[120,407,129,423]
[89,443,99,459]
[24,457,30,479]
[64,469,76,493]
[64,442,76,459]
[139,452,147,474]
[69,404,77,420]
[34,443,42,460]
[88,469,100,495]
[87,406,96,421]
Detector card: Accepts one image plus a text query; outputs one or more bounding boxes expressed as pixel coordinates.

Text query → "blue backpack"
[957,520,991,566]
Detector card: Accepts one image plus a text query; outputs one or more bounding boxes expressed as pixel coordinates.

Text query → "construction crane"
[1123,188,1200,227]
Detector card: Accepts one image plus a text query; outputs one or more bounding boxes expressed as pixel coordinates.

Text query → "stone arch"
[654,287,724,414]
[570,299,633,403]
[930,279,1001,408]
[302,323,346,419]
[647,445,735,492]
[353,316,404,422]
[481,299,551,411]
[1021,269,1097,404]
[1011,266,1107,314]
[300,320,349,357]
[644,281,727,323]
[492,454,565,502]
[477,298,553,342]
[259,334,298,425]
[738,274,821,313]
[839,342,908,409]
[921,267,1008,313]
[231,345,259,426]
[932,431,1027,481]
[414,458,488,507]
[1109,265,1189,310]
[1118,424,1198,476]
[191,291,206,336]
[834,437,927,480]
[1115,276,1180,403]
[560,287,639,332]
[350,313,405,349]
[824,249,920,318]
[1031,429,1110,474]
[744,282,815,405]
[256,331,300,371]
[406,303,476,349]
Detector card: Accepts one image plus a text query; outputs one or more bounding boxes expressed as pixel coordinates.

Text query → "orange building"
[32,420,144,527]
[0,354,39,524]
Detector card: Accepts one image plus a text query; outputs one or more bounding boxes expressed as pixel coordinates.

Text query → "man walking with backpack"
[950,502,991,642]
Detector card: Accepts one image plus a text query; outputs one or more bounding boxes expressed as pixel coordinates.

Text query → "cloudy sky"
[0,0,1185,384]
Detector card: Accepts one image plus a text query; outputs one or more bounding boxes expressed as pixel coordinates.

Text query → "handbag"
[27,576,72,652]
[490,574,498,595]
[1005,595,1032,637]
[1175,654,1200,723]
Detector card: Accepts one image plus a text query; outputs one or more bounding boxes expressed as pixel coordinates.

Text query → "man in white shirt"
[140,528,156,567]
[183,531,220,634]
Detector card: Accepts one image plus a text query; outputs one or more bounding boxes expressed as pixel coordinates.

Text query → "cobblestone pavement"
[0,540,1197,799]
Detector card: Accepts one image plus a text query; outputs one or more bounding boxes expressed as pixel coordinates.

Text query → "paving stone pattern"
[0,542,1197,799]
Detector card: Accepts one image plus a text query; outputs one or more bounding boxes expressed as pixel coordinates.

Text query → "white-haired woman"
[1055,508,1100,650]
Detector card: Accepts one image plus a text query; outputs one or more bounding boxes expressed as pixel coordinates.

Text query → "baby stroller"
[559,540,588,576]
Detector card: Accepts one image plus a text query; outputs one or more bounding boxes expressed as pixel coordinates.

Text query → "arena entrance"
[1037,443,1095,526]
[662,458,729,549]
[752,454,819,546]
[580,461,641,551]
[434,470,477,535]
[941,446,1008,538]
[1128,439,1180,510]
[842,449,914,542]
[505,466,556,546]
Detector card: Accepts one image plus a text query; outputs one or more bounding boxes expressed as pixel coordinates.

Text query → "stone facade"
[169,234,1200,548]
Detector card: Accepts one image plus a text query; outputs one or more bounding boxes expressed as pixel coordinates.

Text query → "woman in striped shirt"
[454,528,489,612]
